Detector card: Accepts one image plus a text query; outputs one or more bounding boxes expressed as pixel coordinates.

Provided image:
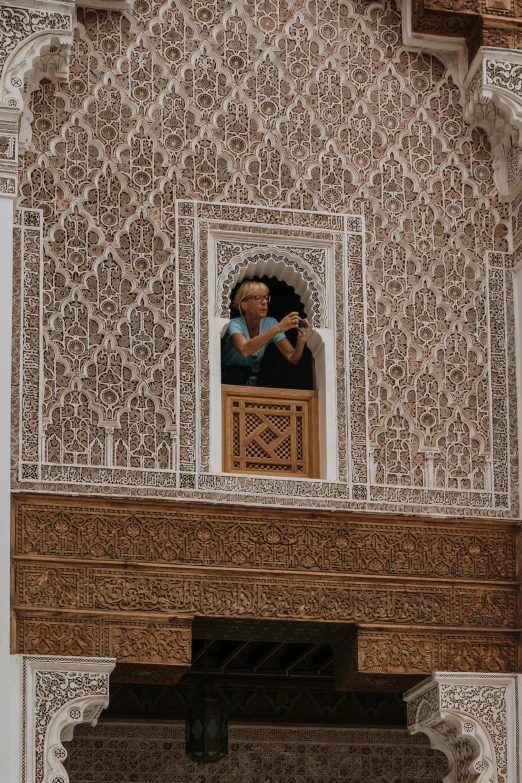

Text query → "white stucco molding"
[0,106,21,196]
[0,2,74,153]
[404,672,520,783]
[20,654,116,783]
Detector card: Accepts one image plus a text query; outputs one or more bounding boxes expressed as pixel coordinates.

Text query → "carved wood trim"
[334,629,519,689]
[12,493,519,575]
[11,563,518,625]
[15,611,192,672]
[222,385,320,478]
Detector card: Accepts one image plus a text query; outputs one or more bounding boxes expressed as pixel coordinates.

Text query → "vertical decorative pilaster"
[0,107,19,196]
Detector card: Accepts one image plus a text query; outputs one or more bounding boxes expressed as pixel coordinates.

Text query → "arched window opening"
[227,275,315,391]
[208,249,338,483]
[220,275,320,479]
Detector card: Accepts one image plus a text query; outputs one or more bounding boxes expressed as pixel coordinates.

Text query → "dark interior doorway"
[229,275,314,390]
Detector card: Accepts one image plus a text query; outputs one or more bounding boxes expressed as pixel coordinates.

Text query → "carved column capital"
[404,672,520,783]
[21,654,116,783]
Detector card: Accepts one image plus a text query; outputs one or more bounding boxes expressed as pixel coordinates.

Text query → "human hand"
[278,312,301,333]
[297,318,311,342]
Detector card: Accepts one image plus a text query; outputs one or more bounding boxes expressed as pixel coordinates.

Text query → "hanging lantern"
[185,682,228,764]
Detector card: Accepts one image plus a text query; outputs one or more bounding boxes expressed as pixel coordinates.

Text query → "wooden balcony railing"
[222,384,319,478]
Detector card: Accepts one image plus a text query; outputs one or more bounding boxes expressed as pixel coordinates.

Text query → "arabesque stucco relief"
[10,0,519,516]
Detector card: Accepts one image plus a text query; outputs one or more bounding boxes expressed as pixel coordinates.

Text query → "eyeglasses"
[246,295,270,303]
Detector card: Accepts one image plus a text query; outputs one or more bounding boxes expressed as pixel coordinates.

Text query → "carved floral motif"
[22,620,97,657]
[485,59,522,97]
[17,614,192,666]
[358,633,437,674]
[109,621,191,664]
[355,632,517,674]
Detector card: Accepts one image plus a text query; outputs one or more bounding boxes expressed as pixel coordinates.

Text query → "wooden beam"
[220,641,250,672]
[253,642,285,672]
[285,644,322,675]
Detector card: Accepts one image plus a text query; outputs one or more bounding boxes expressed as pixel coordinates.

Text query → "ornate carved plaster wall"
[405,672,520,783]
[18,654,115,783]
[9,0,521,517]
[398,0,522,200]
[0,0,132,187]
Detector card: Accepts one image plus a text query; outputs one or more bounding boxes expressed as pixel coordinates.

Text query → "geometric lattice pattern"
[223,385,319,477]
[65,723,449,783]
[12,0,518,516]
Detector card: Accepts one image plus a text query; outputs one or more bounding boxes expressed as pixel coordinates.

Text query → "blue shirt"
[221,317,285,367]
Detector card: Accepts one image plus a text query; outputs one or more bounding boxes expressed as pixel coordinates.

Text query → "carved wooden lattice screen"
[222,385,319,478]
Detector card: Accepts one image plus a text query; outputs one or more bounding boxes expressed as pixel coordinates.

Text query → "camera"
[297,319,307,332]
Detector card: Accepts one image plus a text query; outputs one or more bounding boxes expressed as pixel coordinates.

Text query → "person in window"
[221,280,311,386]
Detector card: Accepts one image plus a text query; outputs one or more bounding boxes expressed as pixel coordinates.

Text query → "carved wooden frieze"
[336,630,518,684]
[13,564,516,627]
[12,496,520,676]
[66,723,449,783]
[13,497,517,580]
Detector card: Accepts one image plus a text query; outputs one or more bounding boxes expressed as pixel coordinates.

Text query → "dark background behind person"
[229,276,314,390]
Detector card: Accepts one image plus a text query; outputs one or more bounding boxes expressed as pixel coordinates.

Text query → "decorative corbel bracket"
[0,2,74,150]
[396,0,468,82]
[21,654,115,783]
[394,0,522,199]
[0,0,131,193]
[404,672,520,783]
[464,47,522,199]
